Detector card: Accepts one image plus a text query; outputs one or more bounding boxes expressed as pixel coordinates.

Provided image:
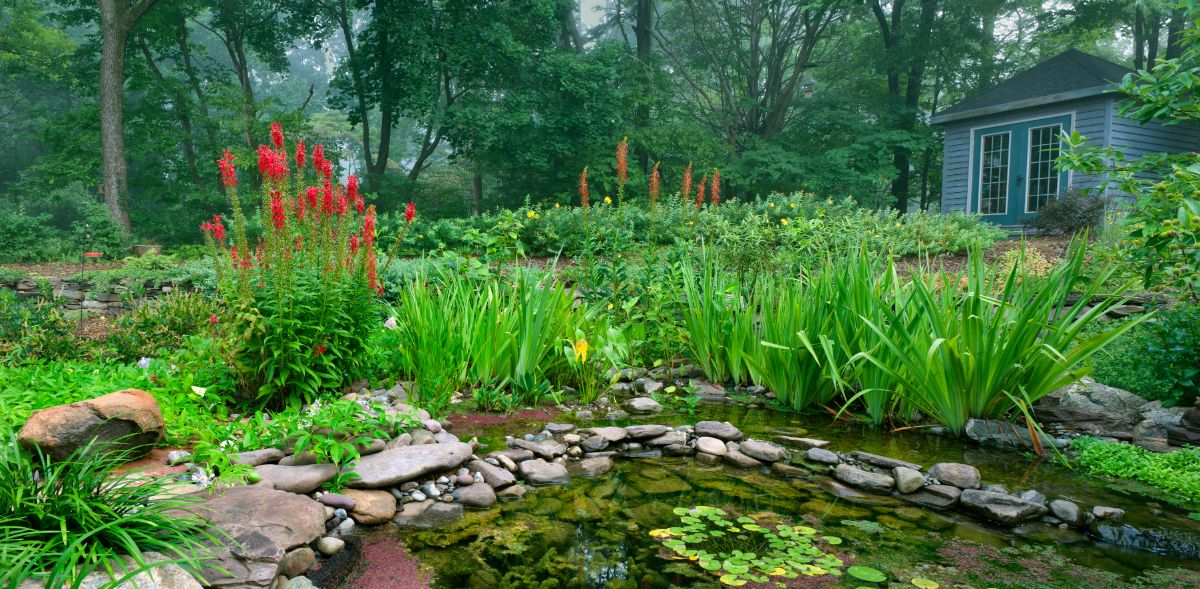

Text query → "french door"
[971,114,1071,225]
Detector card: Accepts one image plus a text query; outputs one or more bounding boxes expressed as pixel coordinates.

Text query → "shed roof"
[931,49,1132,125]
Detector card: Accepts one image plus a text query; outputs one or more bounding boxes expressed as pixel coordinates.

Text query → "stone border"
[2,276,194,314]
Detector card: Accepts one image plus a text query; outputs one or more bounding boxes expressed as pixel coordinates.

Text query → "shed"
[931,49,1200,226]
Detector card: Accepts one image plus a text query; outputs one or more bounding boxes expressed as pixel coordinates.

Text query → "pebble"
[411,491,427,502]
[337,518,355,534]
[333,508,347,519]
[316,537,345,556]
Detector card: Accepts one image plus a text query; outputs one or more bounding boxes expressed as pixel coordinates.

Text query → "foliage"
[0,184,127,262]
[0,290,79,364]
[102,291,223,362]
[201,125,382,407]
[1071,436,1200,508]
[1021,189,1107,235]
[1059,15,1200,298]
[0,432,217,587]
[649,506,846,586]
[1085,302,1200,406]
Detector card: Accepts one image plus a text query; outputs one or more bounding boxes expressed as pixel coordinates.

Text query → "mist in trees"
[0,0,1153,245]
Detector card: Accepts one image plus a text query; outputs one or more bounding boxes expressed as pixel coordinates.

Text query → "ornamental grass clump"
[0,433,218,588]
[201,123,385,407]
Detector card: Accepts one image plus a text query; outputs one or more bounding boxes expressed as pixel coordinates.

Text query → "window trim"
[1024,123,1064,214]
[976,131,1012,217]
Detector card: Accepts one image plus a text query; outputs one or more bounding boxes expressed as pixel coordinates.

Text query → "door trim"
[966,110,1077,219]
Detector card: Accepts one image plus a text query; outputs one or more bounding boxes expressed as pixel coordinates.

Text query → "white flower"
[383,316,398,330]
[137,357,151,369]
[190,385,207,397]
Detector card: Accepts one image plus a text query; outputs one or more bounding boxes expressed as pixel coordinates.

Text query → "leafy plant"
[1021,189,1107,236]
[1085,302,1200,406]
[1071,436,1200,508]
[649,506,845,586]
[0,432,218,587]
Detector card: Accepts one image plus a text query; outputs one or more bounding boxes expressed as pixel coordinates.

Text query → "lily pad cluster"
[649,506,845,587]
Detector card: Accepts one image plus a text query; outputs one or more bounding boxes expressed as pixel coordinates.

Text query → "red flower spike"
[649,162,660,208]
[321,180,334,216]
[696,174,708,209]
[404,202,416,224]
[711,169,721,206]
[270,122,284,149]
[217,150,237,187]
[306,186,319,209]
[269,190,285,230]
[578,167,590,208]
[362,205,377,246]
[295,140,306,170]
[616,137,627,187]
[681,162,693,203]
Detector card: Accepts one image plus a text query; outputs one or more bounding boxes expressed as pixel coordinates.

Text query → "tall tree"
[98,0,159,234]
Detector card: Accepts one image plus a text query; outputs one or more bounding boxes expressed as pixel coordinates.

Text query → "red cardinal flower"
[200,214,227,243]
[295,140,306,169]
[616,137,627,187]
[349,234,359,254]
[578,167,590,208]
[696,174,708,209]
[256,145,288,183]
[404,202,416,224]
[217,150,237,187]
[321,180,334,216]
[711,169,720,206]
[312,145,326,175]
[312,343,326,357]
[270,122,284,149]
[649,162,660,209]
[269,190,285,230]
[306,186,319,209]
[362,205,377,246]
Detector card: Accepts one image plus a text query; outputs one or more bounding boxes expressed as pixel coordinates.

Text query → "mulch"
[2,261,124,278]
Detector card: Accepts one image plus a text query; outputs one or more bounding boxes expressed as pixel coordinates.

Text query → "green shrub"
[102,292,223,362]
[1072,436,1200,508]
[0,210,57,263]
[1021,189,1107,235]
[0,432,217,587]
[0,290,81,364]
[1086,303,1200,406]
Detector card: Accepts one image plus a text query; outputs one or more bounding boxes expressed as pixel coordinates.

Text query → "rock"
[695,436,728,456]
[775,436,829,449]
[385,433,412,449]
[723,450,763,468]
[959,489,1048,525]
[834,464,894,494]
[284,577,315,589]
[18,552,204,589]
[253,464,338,494]
[1167,398,1200,447]
[337,519,354,535]
[1049,499,1086,528]
[277,547,315,578]
[928,463,980,490]
[18,388,164,461]
[1092,505,1125,520]
[624,424,669,439]
[317,493,356,511]
[738,439,786,463]
[1010,491,1045,508]
[422,419,442,433]
[279,452,318,467]
[691,381,726,401]
[316,537,344,557]
[193,486,325,588]
[233,448,285,467]
[770,462,808,477]
[624,397,663,414]
[167,450,192,466]
[1034,404,1134,437]
[511,438,568,460]
[455,483,497,508]
[416,502,463,526]
[695,421,742,441]
[468,459,515,489]
[497,485,527,500]
[544,422,575,434]
[804,447,840,465]
[892,467,924,493]
[1047,379,1147,422]
[964,418,1055,449]
[491,448,534,463]
[574,410,594,420]
[456,473,474,486]
[645,430,687,447]
[849,451,921,471]
[1135,401,1185,441]
[903,484,961,509]
[433,432,460,445]
[580,436,609,452]
[341,489,396,525]
[586,426,629,443]
[662,444,693,456]
[518,458,570,486]
[345,442,472,488]
[575,456,614,478]
[393,500,431,526]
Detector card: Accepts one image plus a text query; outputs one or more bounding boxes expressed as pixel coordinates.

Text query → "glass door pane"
[979,132,1010,215]
[1026,124,1062,212]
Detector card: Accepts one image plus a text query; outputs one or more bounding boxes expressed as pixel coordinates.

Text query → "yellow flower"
[790,203,797,209]
[607,303,614,309]
[895,222,902,227]
[826,198,833,205]
[769,202,776,208]
[527,210,536,219]
[604,196,612,205]
[688,220,695,226]
[781,218,789,225]
[554,203,560,208]
[572,338,588,363]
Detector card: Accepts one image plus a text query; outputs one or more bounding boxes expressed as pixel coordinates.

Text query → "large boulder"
[1045,379,1147,422]
[834,464,894,494]
[18,389,164,460]
[695,421,742,441]
[192,486,326,589]
[624,424,670,439]
[928,463,981,490]
[341,489,397,524]
[254,464,338,494]
[959,489,1047,525]
[963,418,1056,449]
[511,438,567,460]
[738,439,786,463]
[468,459,516,489]
[518,458,570,486]
[345,442,472,488]
[18,552,202,589]
[624,397,663,414]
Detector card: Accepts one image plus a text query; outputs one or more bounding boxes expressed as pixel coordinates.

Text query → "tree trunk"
[471,169,483,214]
[1166,7,1185,60]
[1134,6,1145,71]
[98,0,159,235]
[336,0,376,189]
[634,0,653,174]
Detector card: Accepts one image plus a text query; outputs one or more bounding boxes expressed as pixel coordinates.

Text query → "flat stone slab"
[902,484,961,509]
[233,448,285,466]
[960,489,1047,525]
[518,458,570,486]
[586,427,629,443]
[834,463,895,494]
[345,442,472,488]
[695,421,742,441]
[254,463,338,494]
[738,439,786,463]
[645,430,687,447]
[511,438,567,459]
[624,424,670,439]
[849,451,922,471]
[775,436,829,449]
[468,459,516,489]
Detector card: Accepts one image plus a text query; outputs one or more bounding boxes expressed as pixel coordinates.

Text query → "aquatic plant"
[649,506,845,586]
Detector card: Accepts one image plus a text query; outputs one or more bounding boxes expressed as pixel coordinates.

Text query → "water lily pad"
[822,535,842,545]
[911,579,940,588]
[718,574,747,586]
[847,565,887,583]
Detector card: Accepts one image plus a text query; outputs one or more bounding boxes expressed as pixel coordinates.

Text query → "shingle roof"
[932,49,1132,124]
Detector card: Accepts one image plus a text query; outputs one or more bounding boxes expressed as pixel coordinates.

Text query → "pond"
[343,404,1200,589]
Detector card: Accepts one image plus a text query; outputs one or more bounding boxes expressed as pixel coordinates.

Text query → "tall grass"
[680,248,758,385]
[0,433,218,588]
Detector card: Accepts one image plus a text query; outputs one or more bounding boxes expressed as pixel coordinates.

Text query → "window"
[1026,124,1062,212]
[979,132,1010,215]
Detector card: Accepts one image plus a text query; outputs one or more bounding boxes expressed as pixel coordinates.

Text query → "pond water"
[345,404,1200,589]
